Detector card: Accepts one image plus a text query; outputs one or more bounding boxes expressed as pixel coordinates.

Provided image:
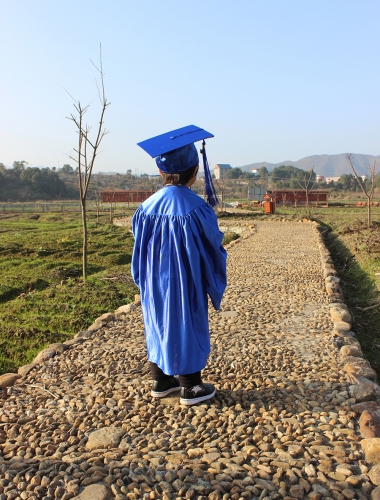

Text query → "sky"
[1,0,380,174]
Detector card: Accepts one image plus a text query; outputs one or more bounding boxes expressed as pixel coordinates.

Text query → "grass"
[0,210,138,374]
[222,232,240,245]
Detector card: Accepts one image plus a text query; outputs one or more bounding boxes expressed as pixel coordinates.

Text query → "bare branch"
[94,77,103,105]
[84,129,88,179]
[369,160,376,199]
[78,112,84,199]
[63,86,79,103]
[294,166,315,216]
[67,155,86,168]
[81,129,96,150]
[91,44,107,105]
[346,154,367,196]
[96,147,107,156]
[295,167,315,192]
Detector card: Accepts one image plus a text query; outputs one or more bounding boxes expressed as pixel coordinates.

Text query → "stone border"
[0,294,142,391]
[223,222,256,250]
[313,221,380,490]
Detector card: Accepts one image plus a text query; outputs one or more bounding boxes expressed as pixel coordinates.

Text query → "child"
[131,125,227,405]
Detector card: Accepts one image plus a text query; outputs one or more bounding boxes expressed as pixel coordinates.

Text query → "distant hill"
[238,153,380,178]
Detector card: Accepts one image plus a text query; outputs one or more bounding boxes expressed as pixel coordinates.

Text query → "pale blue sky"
[1,0,379,174]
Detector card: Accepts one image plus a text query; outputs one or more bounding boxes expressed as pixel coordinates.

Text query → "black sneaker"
[151,377,181,398]
[180,383,216,405]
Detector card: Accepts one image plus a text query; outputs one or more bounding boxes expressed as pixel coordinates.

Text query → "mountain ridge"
[237,153,380,178]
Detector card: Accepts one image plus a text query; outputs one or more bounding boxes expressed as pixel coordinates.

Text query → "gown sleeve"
[189,203,227,310]
[131,205,143,288]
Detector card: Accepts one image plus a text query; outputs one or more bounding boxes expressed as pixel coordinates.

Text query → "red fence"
[101,190,155,203]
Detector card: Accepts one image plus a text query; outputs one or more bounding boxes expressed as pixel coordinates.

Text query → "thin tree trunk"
[368,198,371,228]
[81,198,87,280]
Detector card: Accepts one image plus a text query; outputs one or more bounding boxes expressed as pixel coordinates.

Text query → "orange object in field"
[263,192,276,214]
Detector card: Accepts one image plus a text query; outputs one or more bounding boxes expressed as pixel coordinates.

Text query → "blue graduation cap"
[137,125,214,158]
[137,125,219,207]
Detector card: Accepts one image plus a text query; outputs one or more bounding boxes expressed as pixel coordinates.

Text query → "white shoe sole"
[180,388,216,405]
[151,386,181,398]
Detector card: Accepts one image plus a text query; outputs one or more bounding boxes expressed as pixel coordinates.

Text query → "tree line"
[0,162,78,202]
[224,164,380,192]
[2,160,379,203]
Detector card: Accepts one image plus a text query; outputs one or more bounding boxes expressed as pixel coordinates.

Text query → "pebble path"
[0,221,378,500]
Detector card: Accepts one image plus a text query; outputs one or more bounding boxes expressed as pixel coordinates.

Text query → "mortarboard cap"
[137,125,214,158]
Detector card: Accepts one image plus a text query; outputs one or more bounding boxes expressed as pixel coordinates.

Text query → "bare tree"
[296,167,316,217]
[346,153,376,228]
[109,191,116,223]
[94,190,102,224]
[66,45,110,279]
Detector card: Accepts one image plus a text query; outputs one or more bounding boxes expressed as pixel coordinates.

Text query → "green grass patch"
[222,232,240,245]
[0,212,138,374]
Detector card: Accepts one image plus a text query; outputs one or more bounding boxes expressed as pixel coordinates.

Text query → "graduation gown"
[131,185,227,375]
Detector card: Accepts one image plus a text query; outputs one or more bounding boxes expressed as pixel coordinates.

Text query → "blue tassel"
[201,140,219,207]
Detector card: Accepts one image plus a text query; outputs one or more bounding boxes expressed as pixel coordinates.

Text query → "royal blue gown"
[131,185,227,375]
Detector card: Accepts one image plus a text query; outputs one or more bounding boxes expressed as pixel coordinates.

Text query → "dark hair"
[161,165,198,186]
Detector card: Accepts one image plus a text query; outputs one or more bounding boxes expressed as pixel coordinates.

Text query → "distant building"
[214,164,232,179]
[316,175,325,182]
[325,177,341,184]
[361,175,368,182]
[251,168,259,175]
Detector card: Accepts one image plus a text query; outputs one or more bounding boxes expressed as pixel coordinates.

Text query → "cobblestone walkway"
[0,222,373,500]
